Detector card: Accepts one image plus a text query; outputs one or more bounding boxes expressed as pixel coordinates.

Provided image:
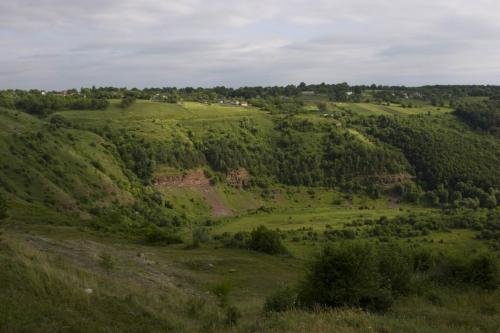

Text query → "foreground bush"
[287,242,500,314]
[378,244,413,296]
[298,242,395,312]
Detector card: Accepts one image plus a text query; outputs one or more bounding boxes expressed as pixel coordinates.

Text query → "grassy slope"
[0,107,136,224]
[1,226,498,333]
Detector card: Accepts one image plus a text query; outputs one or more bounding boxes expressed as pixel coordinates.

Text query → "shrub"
[298,242,394,312]
[119,96,136,109]
[224,306,241,327]
[0,194,7,220]
[425,290,444,306]
[144,228,182,245]
[465,252,499,290]
[431,251,499,290]
[211,281,231,307]
[248,225,288,255]
[98,253,114,273]
[378,244,412,296]
[264,286,297,312]
[186,297,206,318]
[229,231,251,248]
[410,247,437,273]
[191,227,210,248]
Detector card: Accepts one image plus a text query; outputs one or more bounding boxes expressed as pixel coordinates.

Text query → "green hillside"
[1,88,500,332]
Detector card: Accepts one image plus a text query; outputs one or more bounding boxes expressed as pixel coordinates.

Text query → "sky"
[1,0,500,89]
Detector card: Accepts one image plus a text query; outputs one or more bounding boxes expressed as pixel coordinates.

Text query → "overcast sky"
[1,0,500,89]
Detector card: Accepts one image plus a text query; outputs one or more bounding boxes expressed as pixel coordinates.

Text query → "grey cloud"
[1,0,500,89]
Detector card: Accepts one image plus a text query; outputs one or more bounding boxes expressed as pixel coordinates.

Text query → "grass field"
[1,222,498,333]
[331,102,453,116]
[215,206,430,233]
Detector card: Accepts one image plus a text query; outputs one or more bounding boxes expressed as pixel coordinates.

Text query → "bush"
[425,290,444,306]
[409,247,437,273]
[186,297,206,318]
[224,306,241,327]
[298,242,394,312]
[264,286,297,312]
[248,225,288,255]
[378,244,412,296]
[144,228,182,245]
[431,251,499,290]
[98,253,114,273]
[119,96,136,109]
[0,194,7,220]
[464,252,499,290]
[211,281,231,307]
[191,227,210,248]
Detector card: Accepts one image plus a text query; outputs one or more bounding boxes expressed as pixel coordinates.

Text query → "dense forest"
[455,99,500,137]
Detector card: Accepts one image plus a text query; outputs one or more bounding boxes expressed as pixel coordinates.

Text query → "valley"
[1,85,500,332]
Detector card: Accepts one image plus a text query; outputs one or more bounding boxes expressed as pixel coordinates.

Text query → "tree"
[120,96,136,109]
[0,92,15,109]
[166,90,180,103]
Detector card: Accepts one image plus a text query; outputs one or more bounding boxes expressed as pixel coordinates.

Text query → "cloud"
[1,0,500,89]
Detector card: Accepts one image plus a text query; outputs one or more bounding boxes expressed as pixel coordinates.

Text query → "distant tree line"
[0,90,108,115]
[3,84,500,115]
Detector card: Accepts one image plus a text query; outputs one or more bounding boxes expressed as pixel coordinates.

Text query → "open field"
[1,222,498,333]
[331,102,453,116]
[215,206,432,233]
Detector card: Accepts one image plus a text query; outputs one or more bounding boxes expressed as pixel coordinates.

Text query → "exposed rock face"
[154,169,233,217]
[154,169,210,187]
[226,168,250,188]
[378,173,414,190]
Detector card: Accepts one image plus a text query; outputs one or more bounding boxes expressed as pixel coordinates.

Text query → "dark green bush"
[410,247,437,273]
[431,252,499,290]
[248,225,288,255]
[378,244,413,296]
[191,227,210,248]
[98,253,114,273]
[224,231,251,249]
[224,305,241,327]
[263,286,297,312]
[211,281,231,307]
[119,96,136,109]
[298,242,394,312]
[144,228,182,245]
[0,194,7,220]
[464,252,499,290]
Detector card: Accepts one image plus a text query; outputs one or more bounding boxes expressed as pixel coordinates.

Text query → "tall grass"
[0,232,220,333]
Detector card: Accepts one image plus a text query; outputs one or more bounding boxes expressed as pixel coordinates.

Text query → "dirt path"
[154,169,233,217]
